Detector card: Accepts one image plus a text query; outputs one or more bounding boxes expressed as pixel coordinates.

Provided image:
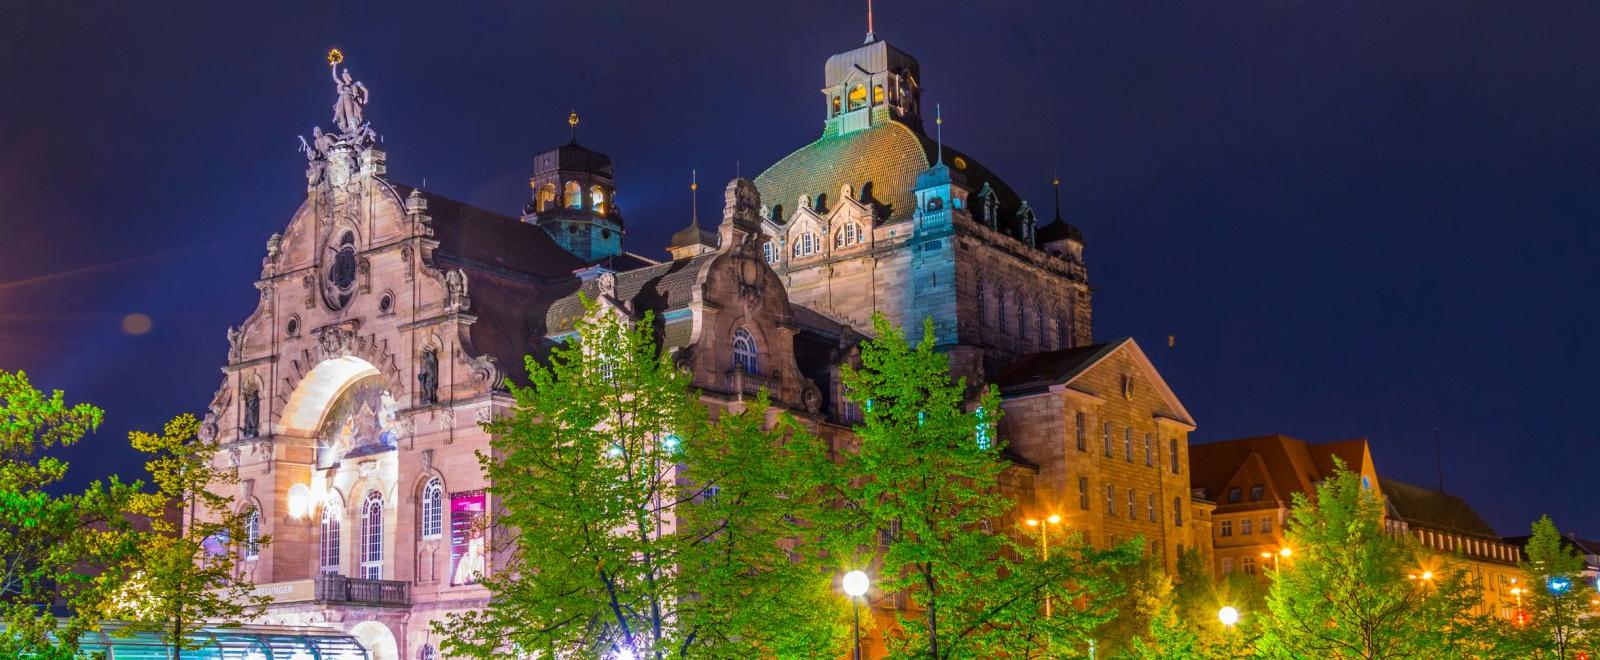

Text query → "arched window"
[996,286,1008,334]
[1058,306,1073,349]
[792,232,818,258]
[763,241,776,264]
[872,84,885,105]
[420,478,444,540]
[976,280,988,329]
[243,507,261,560]
[563,181,582,209]
[732,328,758,375]
[536,183,557,213]
[1036,299,1048,349]
[590,185,607,215]
[361,491,384,580]
[834,222,862,248]
[831,96,842,117]
[1017,297,1029,345]
[320,495,342,573]
[847,85,867,110]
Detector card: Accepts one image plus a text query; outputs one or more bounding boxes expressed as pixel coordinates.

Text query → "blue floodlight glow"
[1548,576,1572,595]
[661,433,681,453]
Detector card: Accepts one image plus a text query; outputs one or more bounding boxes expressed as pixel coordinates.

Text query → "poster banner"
[450,490,487,585]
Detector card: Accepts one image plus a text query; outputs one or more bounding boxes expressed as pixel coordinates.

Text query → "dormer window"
[792,231,819,258]
[835,222,862,248]
[848,85,867,111]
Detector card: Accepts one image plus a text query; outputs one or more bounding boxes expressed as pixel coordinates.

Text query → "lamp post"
[1025,514,1063,617]
[1260,546,1291,571]
[843,570,870,660]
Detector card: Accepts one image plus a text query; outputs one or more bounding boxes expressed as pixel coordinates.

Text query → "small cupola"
[522,112,625,262]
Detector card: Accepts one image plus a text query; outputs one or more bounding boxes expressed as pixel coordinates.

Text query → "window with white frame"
[1220,520,1233,537]
[732,328,758,374]
[320,496,341,573]
[835,222,862,248]
[1261,516,1273,534]
[792,231,818,258]
[361,491,384,580]
[421,478,444,540]
[244,507,261,560]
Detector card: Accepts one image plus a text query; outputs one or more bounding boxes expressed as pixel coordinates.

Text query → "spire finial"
[690,169,699,227]
[935,103,944,165]
[1052,169,1062,223]
[568,110,580,143]
[865,0,876,43]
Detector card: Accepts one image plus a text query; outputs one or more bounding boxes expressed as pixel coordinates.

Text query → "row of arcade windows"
[830,84,886,117]
[307,478,449,579]
[1077,415,1183,476]
[534,182,609,214]
[977,281,1075,350]
[785,223,865,261]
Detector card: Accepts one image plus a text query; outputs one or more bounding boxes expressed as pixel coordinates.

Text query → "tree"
[1516,515,1600,659]
[1093,552,1173,657]
[1258,461,1494,659]
[0,370,141,659]
[111,414,271,660]
[437,298,843,658]
[811,314,1137,659]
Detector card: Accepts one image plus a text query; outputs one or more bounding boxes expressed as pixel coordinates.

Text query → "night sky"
[2,2,1596,537]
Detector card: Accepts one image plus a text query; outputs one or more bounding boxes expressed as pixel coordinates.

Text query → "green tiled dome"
[754,120,1023,225]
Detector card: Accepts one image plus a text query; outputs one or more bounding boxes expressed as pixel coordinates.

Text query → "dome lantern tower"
[521,113,625,262]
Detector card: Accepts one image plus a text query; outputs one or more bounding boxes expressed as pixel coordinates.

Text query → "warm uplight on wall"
[287,483,312,519]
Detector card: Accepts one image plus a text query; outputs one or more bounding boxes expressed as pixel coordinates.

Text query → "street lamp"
[1218,605,1239,628]
[1025,514,1063,616]
[843,570,870,660]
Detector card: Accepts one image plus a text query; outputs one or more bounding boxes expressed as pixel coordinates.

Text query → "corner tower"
[522,113,624,262]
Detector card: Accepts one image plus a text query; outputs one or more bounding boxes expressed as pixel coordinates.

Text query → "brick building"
[199,31,1199,659]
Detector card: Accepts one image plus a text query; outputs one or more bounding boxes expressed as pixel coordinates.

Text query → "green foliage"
[1513,515,1600,658]
[1094,552,1173,657]
[811,314,1137,659]
[0,370,141,659]
[112,414,271,659]
[437,297,843,659]
[1258,460,1495,659]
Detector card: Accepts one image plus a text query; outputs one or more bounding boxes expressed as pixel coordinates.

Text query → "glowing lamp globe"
[1218,605,1240,627]
[843,570,870,597]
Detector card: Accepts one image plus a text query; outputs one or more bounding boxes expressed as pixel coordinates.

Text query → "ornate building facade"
[200,34,1206,659]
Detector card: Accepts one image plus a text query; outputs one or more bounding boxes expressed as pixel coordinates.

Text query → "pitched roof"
[992,338,1194,427]
[1379,478,1500,539]
[543,252,720,350]
[754,120,1023,226]
[387,182,586,280]
[1188,435,1375,507]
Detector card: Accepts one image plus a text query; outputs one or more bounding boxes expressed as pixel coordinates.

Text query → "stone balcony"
[312,573,411,607]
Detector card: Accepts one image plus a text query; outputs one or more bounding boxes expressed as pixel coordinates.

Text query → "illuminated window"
[926,196,944,211]
[1262,516,1273,533]
[244,507,261,560]
[590,185,607,215]
[1243,556,1256,575]
[848,84,867,110]
[320,495,342,573]
[421,478,444,540]
[872,84,885,104]
[732,328,758,374]
[535,183,556,212]
[1241,519,1253,535]
[831,96,841,117]
[361,491,384,580]
[563,181,582,209]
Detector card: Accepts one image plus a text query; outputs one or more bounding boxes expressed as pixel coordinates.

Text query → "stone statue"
[241,387,260,439]
[331,63,369,136]
[596,271,617,302]
[298,127,334,185]
[445,270,470,311]
[418,349,439,405]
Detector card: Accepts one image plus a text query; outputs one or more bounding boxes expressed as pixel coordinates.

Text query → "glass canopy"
[72,625,369,660]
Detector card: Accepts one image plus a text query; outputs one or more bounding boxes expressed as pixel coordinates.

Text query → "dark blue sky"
[1,1,1595,536]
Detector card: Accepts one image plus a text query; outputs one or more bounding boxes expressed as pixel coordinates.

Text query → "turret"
[521,113,624,262]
